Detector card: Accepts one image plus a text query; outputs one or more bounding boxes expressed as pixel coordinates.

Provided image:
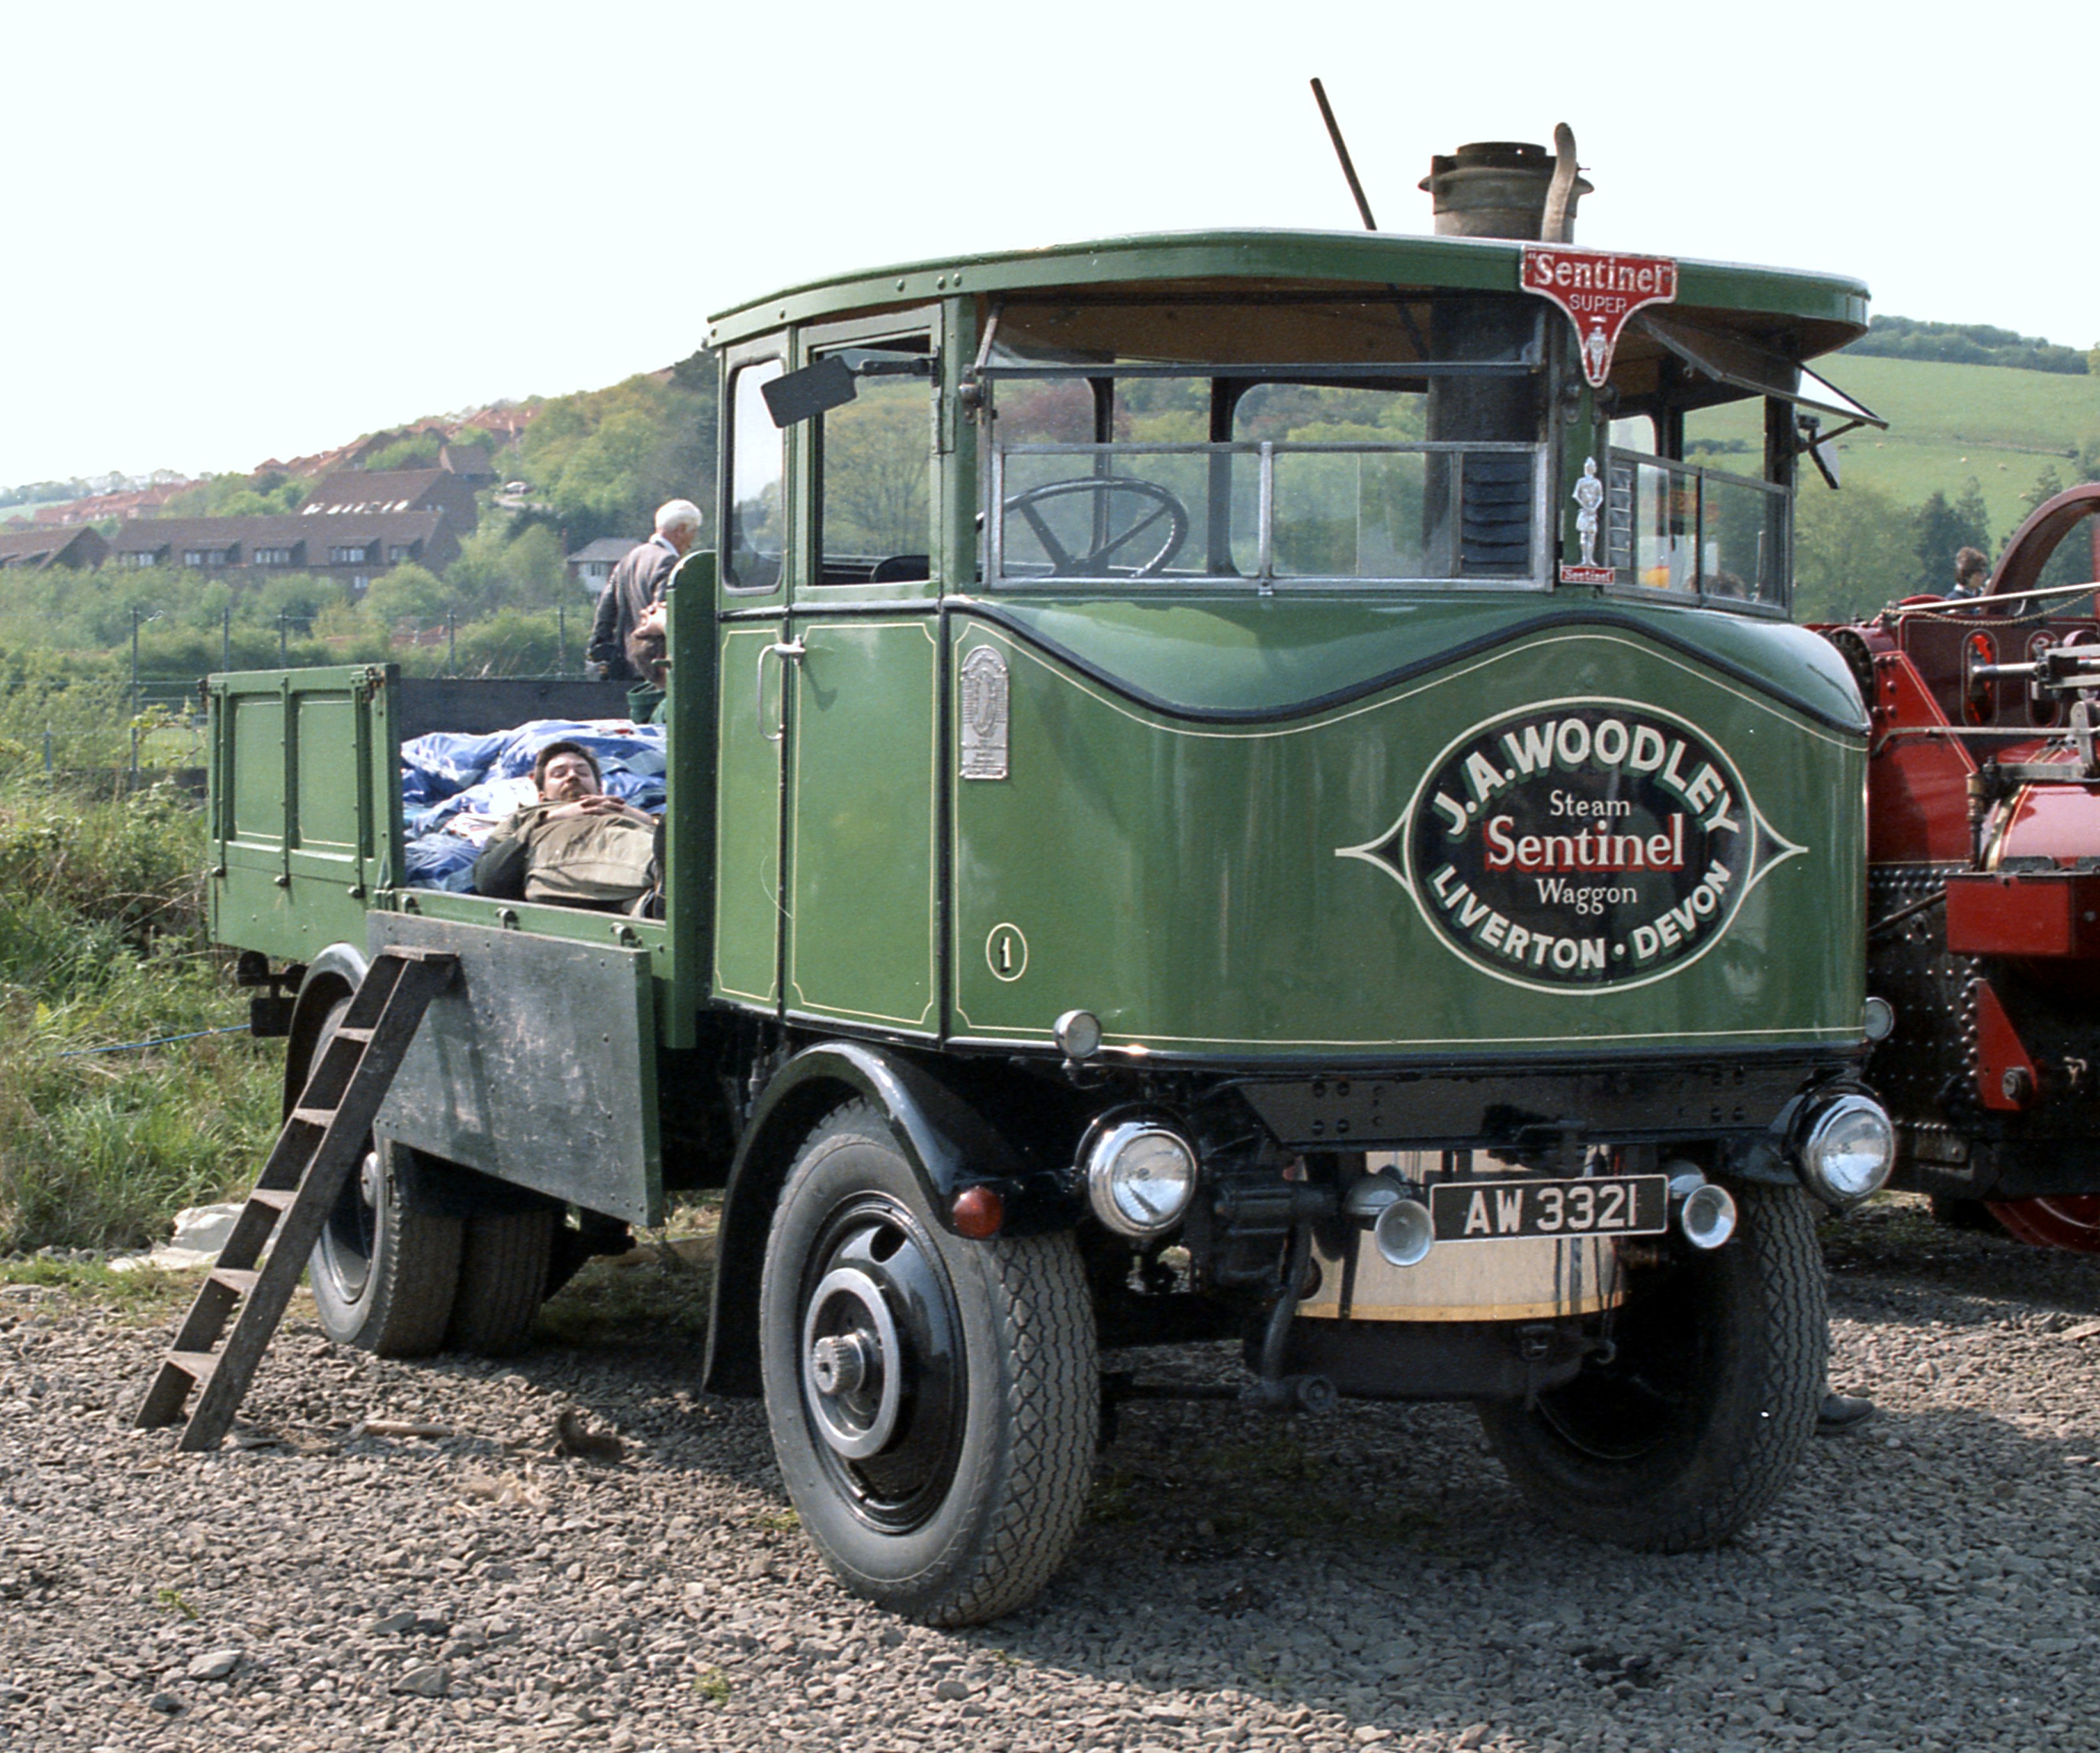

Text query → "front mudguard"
[702,1041,1078,1397]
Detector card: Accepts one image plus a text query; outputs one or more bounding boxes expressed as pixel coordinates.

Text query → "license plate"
[1429,1175,1669,1242]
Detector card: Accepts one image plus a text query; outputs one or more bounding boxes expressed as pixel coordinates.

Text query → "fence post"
[447,611,457,675]
[222,606,232,674]
[279,613,289,666]
[130,724,140,789]
[558,604,568,675]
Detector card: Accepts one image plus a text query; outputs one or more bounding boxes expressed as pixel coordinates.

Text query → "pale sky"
[3,0,2092,489]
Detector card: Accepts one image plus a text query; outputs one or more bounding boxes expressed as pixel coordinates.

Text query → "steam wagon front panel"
[949,598,1867,1063]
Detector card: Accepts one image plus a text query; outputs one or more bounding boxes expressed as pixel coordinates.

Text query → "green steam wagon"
[201,140,1897,1623]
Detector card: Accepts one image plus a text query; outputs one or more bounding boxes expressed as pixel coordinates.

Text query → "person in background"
[1949,546,1991,599]
[588,500,702,682]
[626,597,670,726]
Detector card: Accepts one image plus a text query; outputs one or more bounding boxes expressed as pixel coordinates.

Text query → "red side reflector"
[950,1185,1004,1239]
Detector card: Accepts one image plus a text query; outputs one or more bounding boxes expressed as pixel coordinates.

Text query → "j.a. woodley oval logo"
[1337,699,1804,993]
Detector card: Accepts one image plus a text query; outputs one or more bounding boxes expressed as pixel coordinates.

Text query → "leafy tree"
[519,372,716,546]
[364,563,452,624]
[362,434,443,472]
[164,471,307,518]
[444,523,566,616]
[1847,316,2089,375]
[821,387,929,555]
[1914,489,1989,594]
[1792,480,1916,621]
[1953,476,1992,556]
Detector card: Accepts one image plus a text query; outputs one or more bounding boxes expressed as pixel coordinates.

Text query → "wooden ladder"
[133,947,459,1452]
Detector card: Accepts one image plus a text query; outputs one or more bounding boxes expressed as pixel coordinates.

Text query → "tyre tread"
[446,1209,556,1356]
[763,1101,1098,1626]
[1481,1181,1826,1552]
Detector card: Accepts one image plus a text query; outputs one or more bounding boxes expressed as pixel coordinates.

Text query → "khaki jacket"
[471,800,656,905]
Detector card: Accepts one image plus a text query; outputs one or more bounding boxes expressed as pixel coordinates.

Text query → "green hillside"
[1811,354,2100,536]
[1691,354,2100,540]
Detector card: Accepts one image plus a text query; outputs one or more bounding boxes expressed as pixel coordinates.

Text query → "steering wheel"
[1001,476,1190,579]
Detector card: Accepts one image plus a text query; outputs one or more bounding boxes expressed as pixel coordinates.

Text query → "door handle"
[756,639,806,741]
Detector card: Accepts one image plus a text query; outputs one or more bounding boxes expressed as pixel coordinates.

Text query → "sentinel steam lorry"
[203,140,1897,1624]
[1824,484,2100,1249]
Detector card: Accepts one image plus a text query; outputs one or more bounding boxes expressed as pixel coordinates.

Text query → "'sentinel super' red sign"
[1520,245,1678,388]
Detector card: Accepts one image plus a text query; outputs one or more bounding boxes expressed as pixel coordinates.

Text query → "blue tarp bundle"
[400,718,668,891]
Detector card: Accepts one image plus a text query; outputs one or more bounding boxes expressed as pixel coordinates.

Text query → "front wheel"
[758,1102,1098,1625]
[1478,1181,1826,1551]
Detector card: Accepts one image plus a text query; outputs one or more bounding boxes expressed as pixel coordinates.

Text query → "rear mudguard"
[283,944,370,1117]
[702,1041,1078,1397]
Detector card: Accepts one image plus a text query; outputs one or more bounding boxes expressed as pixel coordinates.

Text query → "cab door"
[780,313,944,1036]
[712,350,791,1009]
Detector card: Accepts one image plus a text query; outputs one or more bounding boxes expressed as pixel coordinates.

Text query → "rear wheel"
[759,1102,1098,1625]
[1479,1181,1825,1551]
[446,1205,557,1355]
[303,987,461,1355]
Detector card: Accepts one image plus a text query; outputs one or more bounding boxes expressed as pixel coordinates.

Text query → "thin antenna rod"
[1310,78,1378,232]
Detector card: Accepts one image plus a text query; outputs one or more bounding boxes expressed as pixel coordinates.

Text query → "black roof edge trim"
[954,602,1868,735]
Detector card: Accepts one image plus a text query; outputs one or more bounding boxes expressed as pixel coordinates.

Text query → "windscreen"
[980,295,1548,590]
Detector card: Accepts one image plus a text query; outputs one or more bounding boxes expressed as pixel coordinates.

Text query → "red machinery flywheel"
[1988,1195,2100,1252]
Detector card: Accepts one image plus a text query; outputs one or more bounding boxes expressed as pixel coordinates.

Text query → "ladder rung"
[167,1351,219,1385]
[210,1268,261,1295]
[289,1106,336,1127]
[331,1026,374,1044]
[249,1188,296,1213]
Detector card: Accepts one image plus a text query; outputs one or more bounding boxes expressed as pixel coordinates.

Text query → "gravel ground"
[5,1200,2099,1753]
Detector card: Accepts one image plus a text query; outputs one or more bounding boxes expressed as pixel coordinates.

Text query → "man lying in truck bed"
[469,739,660,910]
[397,716,666,893]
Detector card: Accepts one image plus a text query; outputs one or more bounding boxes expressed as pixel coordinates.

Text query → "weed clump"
[0,774,276,1255]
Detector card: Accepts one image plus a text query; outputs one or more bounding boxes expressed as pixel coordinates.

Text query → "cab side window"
[726,360,785,590]
[816,346,933,585]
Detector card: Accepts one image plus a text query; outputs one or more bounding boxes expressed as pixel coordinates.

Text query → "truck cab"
[210,139,1895,1624]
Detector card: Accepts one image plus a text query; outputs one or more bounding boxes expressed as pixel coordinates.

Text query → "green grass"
[1689,353,2100,539]
[0,770,278,1256]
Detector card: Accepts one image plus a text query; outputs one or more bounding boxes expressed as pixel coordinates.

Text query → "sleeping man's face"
[540,752,600,803]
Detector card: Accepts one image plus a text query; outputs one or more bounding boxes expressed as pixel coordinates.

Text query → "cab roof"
[707,227,1871,363]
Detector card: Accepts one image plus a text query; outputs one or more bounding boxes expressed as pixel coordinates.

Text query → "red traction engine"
[1824,484,2100,1250]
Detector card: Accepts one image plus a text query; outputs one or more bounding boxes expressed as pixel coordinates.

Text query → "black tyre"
[1478,1181,1826,1551]
[759,1102,1098,1625]
[300,992,462,1356]
[446,1206,556,1356]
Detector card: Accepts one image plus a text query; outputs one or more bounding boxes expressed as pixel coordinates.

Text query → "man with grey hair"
[587,499,703,684]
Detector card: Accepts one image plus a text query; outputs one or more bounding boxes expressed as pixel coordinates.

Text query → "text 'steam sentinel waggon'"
[172,127,1901,1625]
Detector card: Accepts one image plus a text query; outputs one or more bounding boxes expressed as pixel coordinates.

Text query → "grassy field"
[1689,353,2100,539]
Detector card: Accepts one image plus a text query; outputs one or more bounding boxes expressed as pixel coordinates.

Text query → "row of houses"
[0,466,480,585]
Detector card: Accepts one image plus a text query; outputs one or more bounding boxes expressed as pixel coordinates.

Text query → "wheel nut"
[810,1334,868,1396]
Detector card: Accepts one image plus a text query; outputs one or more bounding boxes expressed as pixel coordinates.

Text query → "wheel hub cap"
[359,1149,382,1209]
[801,1266,903,1460]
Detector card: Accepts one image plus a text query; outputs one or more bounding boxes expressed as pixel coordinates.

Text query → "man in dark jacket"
[587,499,702,682]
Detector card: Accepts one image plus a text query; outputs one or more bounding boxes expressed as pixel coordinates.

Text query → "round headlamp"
[1081,1119,1199,1238]
[1863,996,1895,1043]
[1797,1093,1896,1205]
